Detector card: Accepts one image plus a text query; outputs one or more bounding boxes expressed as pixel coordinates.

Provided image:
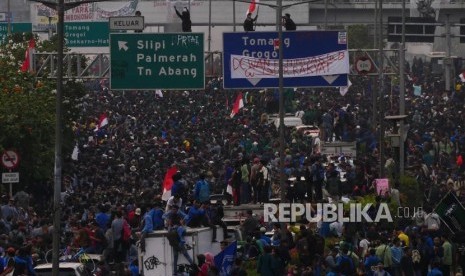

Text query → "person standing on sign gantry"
[243,12,258,32]
[174,6,192,32]
[282,13,297,30]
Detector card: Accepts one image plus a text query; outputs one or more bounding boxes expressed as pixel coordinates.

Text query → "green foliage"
[0,33,85,189]
[348,25,374,49]
[399,175,421,208]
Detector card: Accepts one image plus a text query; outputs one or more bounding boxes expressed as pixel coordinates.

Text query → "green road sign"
[65,22,109,47]
[0,23,32,42]
[110,33,205,90]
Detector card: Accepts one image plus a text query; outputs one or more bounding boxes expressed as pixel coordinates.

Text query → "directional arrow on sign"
[118,41,128,51]
[322,75,339,84]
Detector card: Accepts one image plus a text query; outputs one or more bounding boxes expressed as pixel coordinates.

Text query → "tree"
[348,25,374,50]
[0,32,85,190]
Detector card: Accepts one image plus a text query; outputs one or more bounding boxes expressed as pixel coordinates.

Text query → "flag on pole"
[162,166,178,200]
[230,92,244,118]
[214,241,237,276]
[20,38,35,72]
[246,0,259,15]
[339,79,352,96]
[71,144,79,161]
[94,113,109,132]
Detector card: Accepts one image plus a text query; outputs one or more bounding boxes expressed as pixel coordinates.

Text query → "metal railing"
[34,51,224,79]
[34,49,403,80]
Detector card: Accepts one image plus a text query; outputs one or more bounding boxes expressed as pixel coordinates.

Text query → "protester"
[243,12,258,31]
[174,6,192,32]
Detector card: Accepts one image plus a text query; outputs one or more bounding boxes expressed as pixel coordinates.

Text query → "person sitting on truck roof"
[185,201,208,228]
[204,201,229,242]
[163,204,187,228]
[165,194,183,213]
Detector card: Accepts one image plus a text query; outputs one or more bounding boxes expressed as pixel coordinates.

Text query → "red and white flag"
[161,166,178,201]
[246,0,259,15]
[230,92,244,118]
[94,113,109,131]
[20,38,35,72]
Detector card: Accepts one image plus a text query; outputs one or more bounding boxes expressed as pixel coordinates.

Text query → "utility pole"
[277,0,285,201]
[445,14,451,93]
[233,0,236,32]
[7,0,10,35]
[52,0,64,274]
[378,0,385,178]
[399,0,406,176]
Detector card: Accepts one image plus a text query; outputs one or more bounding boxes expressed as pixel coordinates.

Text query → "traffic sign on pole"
[0,23,32,43]
[1,150,19,170]
[64,22,109,47]
[109,16,144,31]
[110,33,205,90]
[2,172,19,184]
[222,31,349,89]
[355,56,374,75]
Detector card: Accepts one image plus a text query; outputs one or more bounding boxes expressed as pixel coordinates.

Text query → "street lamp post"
[277,0,285,202]
[399,0,406,176]
[52,0,64,275]
[378,0,385,178]
[7,0,10,35]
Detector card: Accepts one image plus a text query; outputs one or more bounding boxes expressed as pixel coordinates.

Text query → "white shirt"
[359,238,370,257]
[165,196,183,212]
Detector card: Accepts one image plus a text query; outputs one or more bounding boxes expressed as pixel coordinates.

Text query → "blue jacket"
[152,208,164,230]
[95,212,110,232]
[427,268,443,276]
[185,206,205,225]
[15,255,36,276]
[141,210,154,234]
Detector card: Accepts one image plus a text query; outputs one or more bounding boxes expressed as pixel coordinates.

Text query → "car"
[34,262,94,276]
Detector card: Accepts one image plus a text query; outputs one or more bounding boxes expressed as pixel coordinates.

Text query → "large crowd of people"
[1,55,465,276]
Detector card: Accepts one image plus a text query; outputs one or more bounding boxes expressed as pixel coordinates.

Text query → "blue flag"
[214,241,237,276]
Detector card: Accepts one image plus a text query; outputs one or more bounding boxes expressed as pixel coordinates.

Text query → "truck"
[138,227,225,276]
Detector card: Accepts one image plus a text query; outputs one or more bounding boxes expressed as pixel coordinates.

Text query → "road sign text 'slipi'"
[110,33,205,90]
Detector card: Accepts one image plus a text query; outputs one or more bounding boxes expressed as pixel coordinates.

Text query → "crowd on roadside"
[1,56,465,275]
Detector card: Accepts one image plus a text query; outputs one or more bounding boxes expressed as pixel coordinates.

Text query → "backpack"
[121,219,131,243]
[412,249,421,264]
[166,228,180,249]
[198,180,210,203]
[338,255,355,275]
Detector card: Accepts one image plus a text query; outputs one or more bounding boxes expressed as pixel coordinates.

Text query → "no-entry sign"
[1,150,19,169]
